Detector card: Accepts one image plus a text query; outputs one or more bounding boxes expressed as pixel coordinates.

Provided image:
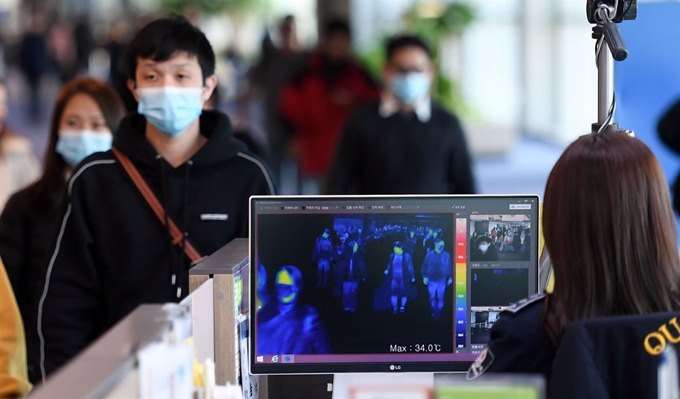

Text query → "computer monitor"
[249,195,540,374]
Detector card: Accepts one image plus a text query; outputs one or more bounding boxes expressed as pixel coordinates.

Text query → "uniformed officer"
[467,293,555,380]
[467,131,680,385]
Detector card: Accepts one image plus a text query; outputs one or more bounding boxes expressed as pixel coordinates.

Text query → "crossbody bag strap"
[112,147,204,265]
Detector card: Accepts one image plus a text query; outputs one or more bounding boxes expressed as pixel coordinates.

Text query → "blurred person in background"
[657,98,680,215]
[0,81,40,211]
[248,15,305,184]
[74,15,94,75]
[280,18,379,195]
[107,21,137,112]
[20,13,48,121]
[47,20,77,83]
[326,35,475,195]
[0,29,6,80]
[0,78,124,383]
[204,86,270,166]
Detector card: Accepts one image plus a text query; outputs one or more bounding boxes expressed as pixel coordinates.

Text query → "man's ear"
[201,75,218,103]
[127,79,139,102]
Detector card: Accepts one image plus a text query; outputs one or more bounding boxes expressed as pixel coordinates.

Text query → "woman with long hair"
[468,131,680,381]
[0,78,124,383]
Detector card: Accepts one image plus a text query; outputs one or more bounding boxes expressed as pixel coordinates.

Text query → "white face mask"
[478,244,490,252]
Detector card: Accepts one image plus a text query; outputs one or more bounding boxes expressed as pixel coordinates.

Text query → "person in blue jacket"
[257,265,331,355]
[421,238,452,319]
[384,241,415,314]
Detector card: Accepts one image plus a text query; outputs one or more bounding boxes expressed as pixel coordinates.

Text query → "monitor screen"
[249,195,540,374]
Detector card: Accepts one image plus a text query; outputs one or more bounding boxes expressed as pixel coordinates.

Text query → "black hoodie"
[37,111,274,379]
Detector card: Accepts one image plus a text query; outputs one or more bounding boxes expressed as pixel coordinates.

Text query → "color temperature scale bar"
[454,218,467,349]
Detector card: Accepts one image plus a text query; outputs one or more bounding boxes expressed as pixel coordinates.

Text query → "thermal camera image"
[255,213,455,356]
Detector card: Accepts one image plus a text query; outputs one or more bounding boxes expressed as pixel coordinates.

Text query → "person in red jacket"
[279,19,379,194]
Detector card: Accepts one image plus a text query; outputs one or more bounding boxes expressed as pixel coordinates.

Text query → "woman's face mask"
[56,129,113,167]
[479,244,490,253]
[137,86,204,136]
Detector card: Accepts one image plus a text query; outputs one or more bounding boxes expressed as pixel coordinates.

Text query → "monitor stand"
[331,373,435,399]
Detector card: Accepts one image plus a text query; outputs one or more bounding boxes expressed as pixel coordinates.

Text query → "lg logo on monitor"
[390,365,402,371]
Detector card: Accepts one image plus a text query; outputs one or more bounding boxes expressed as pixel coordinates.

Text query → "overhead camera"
[586,0,638,24]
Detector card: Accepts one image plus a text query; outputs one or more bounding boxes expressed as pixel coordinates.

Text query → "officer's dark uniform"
[467,293,556,380]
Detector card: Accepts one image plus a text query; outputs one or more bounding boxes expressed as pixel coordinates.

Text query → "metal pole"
[597,35,614,124]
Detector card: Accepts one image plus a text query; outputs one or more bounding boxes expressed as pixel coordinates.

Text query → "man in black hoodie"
[37,16,275,381]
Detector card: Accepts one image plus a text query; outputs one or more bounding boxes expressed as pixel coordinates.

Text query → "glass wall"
[350,0,600,147]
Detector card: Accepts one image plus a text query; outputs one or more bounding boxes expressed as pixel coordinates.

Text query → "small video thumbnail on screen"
[470,268,528,344]
[254,212,457,357]
[469,215,532,262]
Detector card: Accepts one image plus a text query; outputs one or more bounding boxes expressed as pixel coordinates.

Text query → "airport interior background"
[0,0,679,227]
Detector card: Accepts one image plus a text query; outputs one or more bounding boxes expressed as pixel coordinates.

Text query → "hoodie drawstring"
[156,155,180,298]
[178,160,193,298]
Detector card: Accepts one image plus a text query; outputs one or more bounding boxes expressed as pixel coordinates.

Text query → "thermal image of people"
[333,231,351,296]
[340,241,367,312]
[384,241,415,314]
[404,228,417,256]
[421,238,453,319]
[336,231,350,260]
[313,228,334,288]
[422,228,434,251]
[257,263,269,312]
[257,265,332,355]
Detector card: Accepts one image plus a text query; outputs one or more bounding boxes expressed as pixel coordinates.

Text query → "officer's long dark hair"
[542,131,680,344]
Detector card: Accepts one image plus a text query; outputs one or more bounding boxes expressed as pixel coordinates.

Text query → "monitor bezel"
[248,194,541,375]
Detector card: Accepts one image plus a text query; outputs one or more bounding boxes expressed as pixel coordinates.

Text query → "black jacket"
[0,185,64,383]
[658,99,680,214]
[326,101,475,195]
[467,293,555,381]
[549,312,680,399]
[38,111,274,378]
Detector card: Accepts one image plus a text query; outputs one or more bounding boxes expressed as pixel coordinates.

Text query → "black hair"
[323,18,350,38]
[386,34,432,62]
[394,241,403,248]
[125,15,216,83]
[477,236,492,244]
